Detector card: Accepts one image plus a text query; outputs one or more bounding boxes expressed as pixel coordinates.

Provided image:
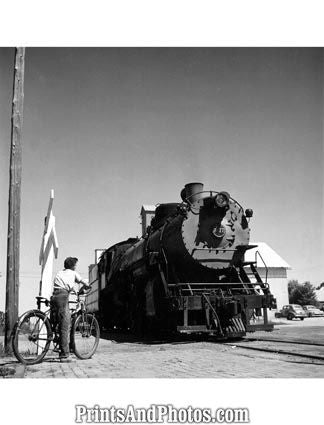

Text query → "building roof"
[245,242,291,269]
[141,204,156,213]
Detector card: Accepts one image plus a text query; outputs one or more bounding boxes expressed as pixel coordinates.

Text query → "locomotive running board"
[177,324,273,334]
[177,325,212,333]
[176,326,246,338]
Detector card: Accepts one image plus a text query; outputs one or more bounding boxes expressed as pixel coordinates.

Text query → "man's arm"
[75,272,91,288]
[80,279,90,288]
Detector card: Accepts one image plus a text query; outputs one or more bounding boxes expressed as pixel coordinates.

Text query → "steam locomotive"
[86,183,276,338]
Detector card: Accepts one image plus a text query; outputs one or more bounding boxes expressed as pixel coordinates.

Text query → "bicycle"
[12,287,100,365]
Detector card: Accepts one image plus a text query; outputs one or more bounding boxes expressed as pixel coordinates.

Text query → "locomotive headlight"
[215,192,230,208]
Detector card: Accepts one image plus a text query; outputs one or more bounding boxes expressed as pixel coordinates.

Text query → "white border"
[1,379,324,424]
[1,3,323,424]
[0,0,324,46]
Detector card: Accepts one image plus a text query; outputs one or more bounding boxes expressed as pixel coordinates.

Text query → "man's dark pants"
[50,288,70,357]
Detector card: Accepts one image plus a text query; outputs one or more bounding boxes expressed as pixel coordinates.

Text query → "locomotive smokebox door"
[181,191,250,271]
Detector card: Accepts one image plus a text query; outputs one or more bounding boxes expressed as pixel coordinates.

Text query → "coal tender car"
[87,183,276,339]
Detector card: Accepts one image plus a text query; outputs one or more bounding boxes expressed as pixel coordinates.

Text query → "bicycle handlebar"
[70,285,92,297]
[36,285,92,307]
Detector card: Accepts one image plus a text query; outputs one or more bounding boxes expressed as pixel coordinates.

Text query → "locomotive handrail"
[168,282,264,286]
[192,245,255,255]
[202,293,224,336]
[184,190,244,210]
[255,250,268,284]
[192,247,238,252]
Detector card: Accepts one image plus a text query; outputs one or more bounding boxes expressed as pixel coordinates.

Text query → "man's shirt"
[53,269,83,292]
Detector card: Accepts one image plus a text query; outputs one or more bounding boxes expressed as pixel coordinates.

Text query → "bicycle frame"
[35,292,87,344]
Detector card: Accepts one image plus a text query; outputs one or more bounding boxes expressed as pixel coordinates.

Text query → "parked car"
[302,305,324,317]
[274,304,307,320]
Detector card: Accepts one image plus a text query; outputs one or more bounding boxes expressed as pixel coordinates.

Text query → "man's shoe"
[59,353,72,362]
[60,357,72,363]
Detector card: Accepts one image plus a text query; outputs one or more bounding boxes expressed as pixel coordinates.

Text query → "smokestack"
[182,182,204,203]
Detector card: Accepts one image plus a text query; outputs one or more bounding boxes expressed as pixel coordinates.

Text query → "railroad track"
[222,338,324,362]
[102,331,324,362]
[244,337,324,347]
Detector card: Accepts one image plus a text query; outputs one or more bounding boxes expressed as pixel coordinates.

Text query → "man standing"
[51,257,90,362]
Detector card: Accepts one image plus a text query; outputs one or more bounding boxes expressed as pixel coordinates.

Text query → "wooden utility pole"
[4,47,25,353]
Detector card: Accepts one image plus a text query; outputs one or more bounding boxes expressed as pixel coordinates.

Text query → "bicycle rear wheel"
[71,313,100,359]
[12,310,52,365]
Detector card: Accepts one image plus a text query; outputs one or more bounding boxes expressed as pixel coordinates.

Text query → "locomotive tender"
[87,183,276,338]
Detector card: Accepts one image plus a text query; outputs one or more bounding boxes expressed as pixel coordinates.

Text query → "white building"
[315,287,324,309]
[245,242,291,312]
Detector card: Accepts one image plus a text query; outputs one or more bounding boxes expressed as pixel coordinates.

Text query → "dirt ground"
[1,317,322,378]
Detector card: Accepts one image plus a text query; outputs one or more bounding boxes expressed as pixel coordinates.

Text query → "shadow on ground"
[99,330,242,345]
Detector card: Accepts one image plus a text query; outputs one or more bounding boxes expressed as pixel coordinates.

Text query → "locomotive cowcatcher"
[86,183,276,339]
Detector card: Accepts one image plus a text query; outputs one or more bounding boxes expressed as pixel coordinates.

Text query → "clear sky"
[0,47,323,313]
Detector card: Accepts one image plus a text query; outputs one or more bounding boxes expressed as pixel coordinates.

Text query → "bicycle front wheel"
[72,314,100,359]
[12,310,52,365]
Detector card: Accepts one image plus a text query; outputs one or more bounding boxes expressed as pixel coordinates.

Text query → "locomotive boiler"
[87,183,276,338]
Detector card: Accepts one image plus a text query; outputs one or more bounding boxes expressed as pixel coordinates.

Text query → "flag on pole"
[39,189,59,307]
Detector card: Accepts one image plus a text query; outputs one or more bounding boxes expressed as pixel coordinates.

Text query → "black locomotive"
[90,182,276,338]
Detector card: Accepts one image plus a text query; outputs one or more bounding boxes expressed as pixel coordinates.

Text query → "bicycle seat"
[36,296,50,307]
